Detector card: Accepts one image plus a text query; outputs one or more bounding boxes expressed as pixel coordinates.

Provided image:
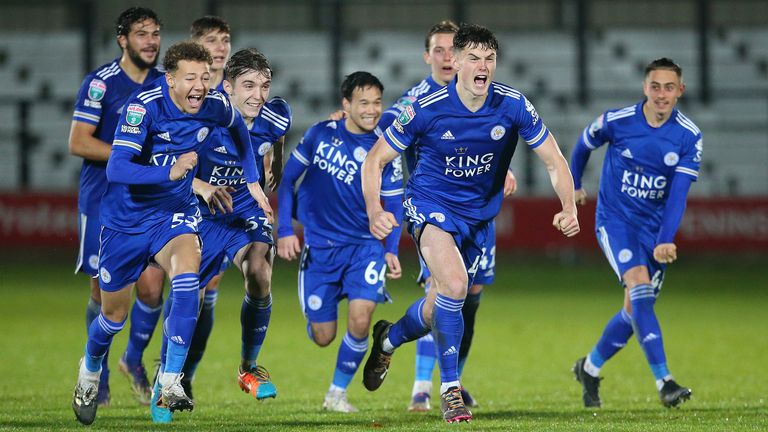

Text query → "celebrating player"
[277,72,404,413]
[570,58,700,409]
[381,19,518,411]
[150,48,288,424]
[72,41,268,425]
[68,7,164,406]
[361,23,579,423]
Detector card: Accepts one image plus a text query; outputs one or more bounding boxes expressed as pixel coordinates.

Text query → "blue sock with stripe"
[414,333,437,382]
[588,308,634,370]
[432,294,464,385]
[387,297,430,349]
[163,273,200,375]
[183,289,217,379]
[241,293,272,367]
[332,331,368,390]
[630,284,670,380]
[124,298,162,365]
[85,298,110,379]
[85,313,126,372]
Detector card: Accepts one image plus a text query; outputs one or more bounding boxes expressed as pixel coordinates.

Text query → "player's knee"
[347,314,372,337]
[437,276,468,299]
[622,266,651,289]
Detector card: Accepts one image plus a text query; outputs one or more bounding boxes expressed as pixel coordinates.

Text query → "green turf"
[0,253,766,431]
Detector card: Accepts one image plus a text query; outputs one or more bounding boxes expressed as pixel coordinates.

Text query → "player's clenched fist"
[170,151,198,180]
[553,209,580,237]
[653,243,678,264]
[368,210,399,240]
[277,235,302,261]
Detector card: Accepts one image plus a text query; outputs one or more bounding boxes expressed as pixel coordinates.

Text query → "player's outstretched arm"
[68,121,112,161]
[192,178,234,215]
[362,137,400,240]
[533,134,580,237]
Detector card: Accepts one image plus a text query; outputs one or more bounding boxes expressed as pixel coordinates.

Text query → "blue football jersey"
[197,97,292,219]
[382,75,442,175]
[383,79,548,225]
[101,76,242,233]
[290,119,404,246]
[583,102,703,234]
[72,59,163,214]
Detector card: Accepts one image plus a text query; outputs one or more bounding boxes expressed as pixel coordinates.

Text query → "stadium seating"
[0,29,764,195]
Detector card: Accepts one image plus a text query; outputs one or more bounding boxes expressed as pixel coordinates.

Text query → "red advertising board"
[1,193,767,251]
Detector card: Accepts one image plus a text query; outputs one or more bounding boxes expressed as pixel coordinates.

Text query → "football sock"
[164,273,200,375]
[586,308,634,376]
[432,294,464,385]
[85,312,126,373]
[630,283,670,381]
[183,289,217,378]
[241,292,272,367]
[332,331,368,390]
[414,333,437,383]
[124,297,162,365]
[386,297,430,352]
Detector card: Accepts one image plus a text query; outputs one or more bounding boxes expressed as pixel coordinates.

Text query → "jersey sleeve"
[290,123,321,167]
[514,96,549,149]
[675,132,703,182]
[263,97,292,137]
[381,155,405,198]
[207,91,238,128]
[72,74,105,126]
[383,101,424,154]
[111,99,151,156]
[580,112,612,150]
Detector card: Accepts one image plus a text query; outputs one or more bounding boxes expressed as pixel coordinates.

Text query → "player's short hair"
[424,20,459,52]
[453,23,499,53]
[115,7,161,37]
[190,16,231,39]
[225,48,272,82]
[644,57,683,80]
[163,42,213,73]
[341,71,384,101]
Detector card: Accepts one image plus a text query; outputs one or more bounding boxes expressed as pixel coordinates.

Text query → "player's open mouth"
[474,75,488,86]
[188,95,203,108]
[214,56,225,64]
[442,66,453,73]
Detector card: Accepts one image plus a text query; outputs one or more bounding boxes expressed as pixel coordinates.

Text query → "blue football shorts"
[596,217,666,294]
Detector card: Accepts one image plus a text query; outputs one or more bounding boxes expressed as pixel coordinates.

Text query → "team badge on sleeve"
[397,105,416,125]
[258,142,272,156]
[88,79,106,101]
[125,104,146,126]
[588,114,604,138]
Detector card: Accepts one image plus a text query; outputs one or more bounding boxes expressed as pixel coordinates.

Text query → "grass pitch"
[0,252,766,431]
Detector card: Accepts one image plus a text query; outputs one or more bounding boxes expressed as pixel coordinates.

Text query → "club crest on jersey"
[524,97,540,125]
[490,125,506,141]
[397,105,416,125]
[125,104,146,126]
[88,79,106,101]
[197,127,210,143]
[353,146,367,162]
[664,152,679,166]
[258,142,272,156]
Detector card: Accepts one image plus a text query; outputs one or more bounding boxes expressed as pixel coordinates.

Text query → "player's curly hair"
[645,58,683,80]
[115,7,161,38]
[341,71,384,101]
[190,15,231,39]
[453,23,499,53]
[424,20,459,52]
[163,41,213,73]
[225,48,272,83]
